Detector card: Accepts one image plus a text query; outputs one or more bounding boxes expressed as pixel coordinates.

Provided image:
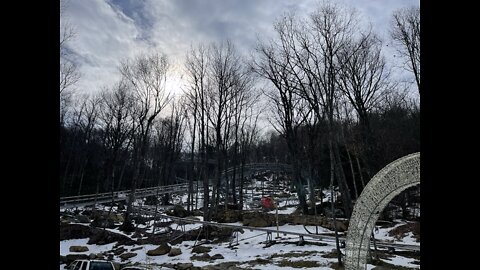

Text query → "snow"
[383,255,420,268]
[267,206,297,215]
[61,179,419,269]
[374,220,419,246]
[60,238,117,256]
[61,217,420,269]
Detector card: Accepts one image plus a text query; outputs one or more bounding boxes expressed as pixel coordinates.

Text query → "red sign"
[261,196,275,209]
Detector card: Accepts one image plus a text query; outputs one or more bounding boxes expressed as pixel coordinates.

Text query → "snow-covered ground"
[60,206,419,270]
[374,220,420,246]
[61,178,419,269]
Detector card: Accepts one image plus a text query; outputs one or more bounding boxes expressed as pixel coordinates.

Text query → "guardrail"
[60,183,196,208]
[138,211,419,252]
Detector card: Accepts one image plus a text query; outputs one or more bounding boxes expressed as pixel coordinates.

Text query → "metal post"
[276,202,279,238]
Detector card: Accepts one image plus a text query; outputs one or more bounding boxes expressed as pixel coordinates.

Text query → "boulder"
[210,254,224,260]
[87,229,135,246]
[112,246,126,255]
[147,243,171,256]
[60,223,91,241]
[109,213,124,223]
[69,246,89,252]
[167,205,189,218]
[191,253,211,261]
[76,215,91,223]
[119,252,137,260]
[246,217,269,227]
[176,263,194,270]
[191,246,211,254]
[91,216,115,228]
[168,248,182,257]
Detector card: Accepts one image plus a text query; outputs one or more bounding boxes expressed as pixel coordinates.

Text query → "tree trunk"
[333,138,352,218]
[328,138,342,266]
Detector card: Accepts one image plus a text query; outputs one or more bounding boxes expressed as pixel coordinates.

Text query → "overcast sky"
[62,0,419,97]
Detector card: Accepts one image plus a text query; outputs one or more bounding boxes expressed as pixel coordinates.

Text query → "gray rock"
[69,246,89,252]
[76,215,90,223]
[119,252,137,260]
[113,246,126,255]
[168,248,182,257]
[176,263,193,270]
[210,254,224,260]
[147,243,171,256]
[191,246,211,254]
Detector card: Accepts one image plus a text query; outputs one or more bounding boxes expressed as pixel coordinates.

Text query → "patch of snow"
[267,206,297,214]
[382,254,420,268]
[60,238,117,256]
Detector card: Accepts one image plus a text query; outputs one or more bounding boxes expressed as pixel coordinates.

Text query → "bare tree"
[184,44,211,220]
[76,95,101,196]
[98,80,135,210]
[252,36,310,214]
[60,0,76,53]
[206,40,245,213]
[238,105,261,209]
[253,2,363,264]
[60,0,80,127]
[119,52,172,231]
[150,100,186,233]
[390,6,420,93]
[338,32,393,132]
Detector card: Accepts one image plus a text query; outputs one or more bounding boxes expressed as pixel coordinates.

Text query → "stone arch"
[345,152,420,270]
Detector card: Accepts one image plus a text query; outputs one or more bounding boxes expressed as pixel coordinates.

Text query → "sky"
[61,0,420,98]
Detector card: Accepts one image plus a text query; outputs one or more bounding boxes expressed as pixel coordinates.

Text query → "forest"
[60,2,420,231]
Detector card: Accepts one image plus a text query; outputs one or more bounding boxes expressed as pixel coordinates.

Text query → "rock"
[247,217,269,227]
[191,246,211,254]
[60,224,91,241]
[87,229,136,246]
[210,254,224,260]
[168,248,182,257]
[131,247,143,252]
[322,220,347,232]
[242,212,273,227]
[91,216,115,228]
[191,253,211,261]
[109,213,124,223]
[119,252,137,260]
[176,263,193,270]
[65,254,89,263]
[81,210,93,217]
[147,243,171,256]
[69,246,89,252]
[200,262,236,270]
[167,205,189,218]
[132,231,143,238]
[112,246,126,255]
[76,215,90,223]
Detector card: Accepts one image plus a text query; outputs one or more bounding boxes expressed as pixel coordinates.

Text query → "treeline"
[60,2,420,233]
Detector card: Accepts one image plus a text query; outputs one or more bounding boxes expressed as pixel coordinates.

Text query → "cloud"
[64,0,152,94]
[63,0,419,96]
